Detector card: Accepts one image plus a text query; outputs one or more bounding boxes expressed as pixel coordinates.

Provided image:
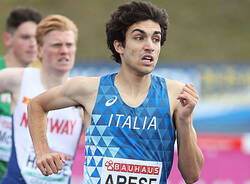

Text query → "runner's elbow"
[183,172,200,184]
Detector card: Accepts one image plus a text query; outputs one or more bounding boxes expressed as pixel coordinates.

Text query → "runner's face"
[39,30,76,72]
[9,21,38,66]
[118,20,161,75]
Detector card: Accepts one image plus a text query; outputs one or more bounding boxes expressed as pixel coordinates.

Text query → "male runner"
[0,7,42,179]
[28,1,204,183]
[0,14,83,184]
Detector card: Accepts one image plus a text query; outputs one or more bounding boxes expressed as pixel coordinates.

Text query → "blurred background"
[1,0,250,183]
[1,0,250,61]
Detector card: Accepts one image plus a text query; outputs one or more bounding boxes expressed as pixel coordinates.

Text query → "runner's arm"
[0,68,23,94]
[174,83,204,183]
[27,76,96,176]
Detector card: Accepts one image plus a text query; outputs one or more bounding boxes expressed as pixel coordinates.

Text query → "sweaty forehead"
[127,20,161,35]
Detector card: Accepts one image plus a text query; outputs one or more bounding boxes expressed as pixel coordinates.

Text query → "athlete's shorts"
[1,173,26,184]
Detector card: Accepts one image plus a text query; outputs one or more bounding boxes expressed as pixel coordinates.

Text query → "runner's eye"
[135,36,143,40]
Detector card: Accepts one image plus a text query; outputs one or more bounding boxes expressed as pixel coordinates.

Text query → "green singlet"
[0,58,11,179]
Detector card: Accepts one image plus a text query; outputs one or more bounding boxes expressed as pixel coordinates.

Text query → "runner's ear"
[2,32,12,48]
[113,40,124,54]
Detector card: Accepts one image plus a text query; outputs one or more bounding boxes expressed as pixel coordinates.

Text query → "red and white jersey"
[12,68,83,184]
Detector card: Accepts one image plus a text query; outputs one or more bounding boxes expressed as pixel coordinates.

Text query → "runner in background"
[0,14,84,184]
[0,7,42,180]
[28,1,204,183]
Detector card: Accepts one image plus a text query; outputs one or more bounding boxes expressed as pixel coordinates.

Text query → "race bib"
[101,157,162,184]
[21,149,72,184]
[0,116,12,161]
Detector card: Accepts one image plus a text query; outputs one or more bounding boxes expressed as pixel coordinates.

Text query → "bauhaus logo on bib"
[101,157,162,184]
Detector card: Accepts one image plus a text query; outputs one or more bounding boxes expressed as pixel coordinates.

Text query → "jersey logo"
[22,97,31,104]
[105,96,117,107]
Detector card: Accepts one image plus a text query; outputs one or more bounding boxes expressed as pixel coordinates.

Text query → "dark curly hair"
[106,1,168,64]
[6,7,42,33]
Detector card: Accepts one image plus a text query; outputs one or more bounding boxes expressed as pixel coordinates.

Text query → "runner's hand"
[36,152,67,176]
[176,83,199,122]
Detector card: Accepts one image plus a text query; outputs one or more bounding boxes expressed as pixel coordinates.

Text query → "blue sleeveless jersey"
[84,73,175,184]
